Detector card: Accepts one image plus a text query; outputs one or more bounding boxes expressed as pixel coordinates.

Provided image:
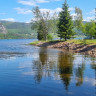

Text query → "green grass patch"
[30,39,96,46]
[67,39,96,45]
[29,41,40,45]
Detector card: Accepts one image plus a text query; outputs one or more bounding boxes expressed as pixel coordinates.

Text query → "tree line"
[31,0,96,41]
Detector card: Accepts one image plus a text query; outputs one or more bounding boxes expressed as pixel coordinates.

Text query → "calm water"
[0,39,96,96]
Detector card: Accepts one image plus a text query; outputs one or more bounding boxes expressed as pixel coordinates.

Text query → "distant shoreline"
[30,40,96,57]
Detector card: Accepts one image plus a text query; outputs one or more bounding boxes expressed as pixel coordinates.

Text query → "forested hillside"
[0,21,37,39]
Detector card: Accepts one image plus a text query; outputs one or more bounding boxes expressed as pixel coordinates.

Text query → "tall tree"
[74,7,83,30]
[57,0,74,41]
[32,7,57,40]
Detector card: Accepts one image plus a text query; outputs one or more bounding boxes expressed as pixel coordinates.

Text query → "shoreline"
[30,40,96,57]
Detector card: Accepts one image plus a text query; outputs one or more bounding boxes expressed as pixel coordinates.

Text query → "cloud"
[71,13,77,20]
[40,7,74,14]
[84,16,95,21]
[14,7,32,14]
[40,8,62,14]
[1,18,16,22]
[18,0,37,6]
[69,8,74,11]
[87,9,95,15]
[18,0,61,6]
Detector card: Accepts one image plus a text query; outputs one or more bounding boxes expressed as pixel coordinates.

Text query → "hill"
[0,20,37,39]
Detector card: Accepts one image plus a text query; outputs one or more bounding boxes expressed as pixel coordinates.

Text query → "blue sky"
[0,0,95,23]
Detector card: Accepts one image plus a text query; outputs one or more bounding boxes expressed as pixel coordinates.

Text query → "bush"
[47,34,53,40]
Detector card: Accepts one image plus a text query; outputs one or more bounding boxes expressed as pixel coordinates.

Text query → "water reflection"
[0,39,96,96]
[32,48,57,83]
[32,48,96,92]
[75,59,85,86]
[58,52,74,90]
[0,52,26,59]
[32,48,74,90]
[91,57,96,95]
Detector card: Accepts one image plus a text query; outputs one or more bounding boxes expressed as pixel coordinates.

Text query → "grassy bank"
[30,39,96,45]
[67,39,96,45]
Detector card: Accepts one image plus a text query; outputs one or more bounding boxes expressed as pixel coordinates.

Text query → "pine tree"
[57,0,74,41]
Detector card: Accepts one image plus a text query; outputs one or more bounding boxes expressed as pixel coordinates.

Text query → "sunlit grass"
[67,39,96,45]
[29,41,39,45]
[30,39,96,45]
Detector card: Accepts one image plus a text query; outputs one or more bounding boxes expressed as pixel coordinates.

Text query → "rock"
[0,23,7,34]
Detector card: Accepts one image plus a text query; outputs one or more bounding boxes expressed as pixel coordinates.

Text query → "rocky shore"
[32,41,96,57]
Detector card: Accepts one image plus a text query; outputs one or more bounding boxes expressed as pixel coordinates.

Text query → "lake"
[0,39,96,96]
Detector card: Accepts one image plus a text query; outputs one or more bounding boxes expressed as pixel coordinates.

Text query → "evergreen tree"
[57,0,74,41]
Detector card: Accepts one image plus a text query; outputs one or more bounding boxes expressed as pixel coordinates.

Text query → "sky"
[0,0,96,23]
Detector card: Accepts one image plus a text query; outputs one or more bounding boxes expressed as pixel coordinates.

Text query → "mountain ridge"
[0,20,37,39]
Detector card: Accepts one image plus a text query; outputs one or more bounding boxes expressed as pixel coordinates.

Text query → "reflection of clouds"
[7,56,16,60]
[25,52,39,59]
[18,53,39,69]
[23,72,35,75]
[84,77,96,86]
[73,55,87,68]
[0,52,26,59]
[19,62,32,69]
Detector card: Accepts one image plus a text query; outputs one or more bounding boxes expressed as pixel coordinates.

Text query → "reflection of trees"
[32,48,48,83]
[33,60,43,84]
[75,61,85,86]
[90,57,96,95]
[39,48,48,65]
[32,48,58,83]
[58,52,74,90]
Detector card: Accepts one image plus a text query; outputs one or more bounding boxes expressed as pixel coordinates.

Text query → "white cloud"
[40,8,62,14]
[14,7,32,14]
[18,0,61,6]
[87,9,95,15]
[1,18,16,22]
[69,8,74,11]
[36,0,49,3]
[18,0,37,6]
[84,16,95,21]
[40,7,74,14]
[71,13,77,20]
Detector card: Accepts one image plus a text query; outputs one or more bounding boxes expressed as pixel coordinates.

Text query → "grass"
[29,40,49,45]
[29,41,40,45]
[67,39,96,45]
[30,39,96,45]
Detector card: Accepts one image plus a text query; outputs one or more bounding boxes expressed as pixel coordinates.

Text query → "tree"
[32,7,57,40]
[83,20,96,39]
[57,0,74,41]
[74,7,83,30]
